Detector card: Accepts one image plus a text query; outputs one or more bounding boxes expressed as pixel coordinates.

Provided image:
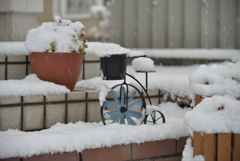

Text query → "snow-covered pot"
[25,16,88,90]
[189,62,240,106]
[184,96,240,161]
[30,52,84,90]
[101,54,127,80]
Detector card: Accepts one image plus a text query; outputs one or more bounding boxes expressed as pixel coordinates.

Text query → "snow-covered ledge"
[0,41,145,80]
[132,48,240,63]
[0,74,164,131]
[0,103,189,160]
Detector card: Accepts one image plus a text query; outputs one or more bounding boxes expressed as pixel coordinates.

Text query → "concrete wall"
[0,13,39,41]
[37,0,53,24]
[0,0,102,41]
[110,0,240,49]
[0,0,43,41]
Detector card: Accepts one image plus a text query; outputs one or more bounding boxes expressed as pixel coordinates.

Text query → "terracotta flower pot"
[29,52,84,91]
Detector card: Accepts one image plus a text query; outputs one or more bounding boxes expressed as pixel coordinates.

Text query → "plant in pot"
[25,15,88,91]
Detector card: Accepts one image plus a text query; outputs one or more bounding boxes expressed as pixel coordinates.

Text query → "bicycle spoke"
[128,100,142,109]
[124,113,137,125]
[120,114,125,124]
[150,114,154,120]
[111,90,121,106]
[147,121,154,123]
[104,101,119,110]
[126,91,136,105]
[104,111,119,119]
[121,86,125,105]
[112,114,122,124]
[156,116,162,122]
[126,110,142,119]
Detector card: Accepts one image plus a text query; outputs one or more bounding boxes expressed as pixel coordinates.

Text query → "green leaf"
[79,34,85,40]
[50,42,55,52]
[79,48,84,53]
[83,43,88,49]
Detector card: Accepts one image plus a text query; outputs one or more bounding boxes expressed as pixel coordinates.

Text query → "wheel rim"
[101,84,146,125]
[146,110,166,125]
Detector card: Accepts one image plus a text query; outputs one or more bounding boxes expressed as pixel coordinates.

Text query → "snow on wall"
[85,42,145,57]
[0,103,189,159]
[0,41,145,57]
[76,74,194,106]
[1,41,239,61]
[132,48,240,62]
[189,62,240,97]
[182,138,205,161]
[0,42,28,56]
[184,95,240,134]
[0,74,70,96]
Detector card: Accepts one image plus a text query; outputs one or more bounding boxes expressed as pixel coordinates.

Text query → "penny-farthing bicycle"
[100,54,165,125]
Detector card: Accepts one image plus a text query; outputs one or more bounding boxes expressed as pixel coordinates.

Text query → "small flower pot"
[29,52,84,91]
[100,54,127,80]
[166,94,192,108]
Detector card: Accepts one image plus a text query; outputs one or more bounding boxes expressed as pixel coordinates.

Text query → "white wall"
[0,0,43,41]
[110,0,240,49]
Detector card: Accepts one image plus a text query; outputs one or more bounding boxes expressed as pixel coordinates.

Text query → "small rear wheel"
[146,110,165,125]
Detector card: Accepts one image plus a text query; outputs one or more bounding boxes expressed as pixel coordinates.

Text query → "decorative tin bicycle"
[100,54,165,125]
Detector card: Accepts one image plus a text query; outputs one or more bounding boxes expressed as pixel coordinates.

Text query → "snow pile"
[135,74,194,101]
[0,42,28,56]
[77,63,203,104]
[76,74,193,105]
[184,95,240,134]
[135,65,197,105]
[1,38,238,61]
[0,63,198,98]
[76,65,195,105]
[151,102,192,123]
[0,41,145,58]
[99,84,111,106]
[86,42,145,58]
[25,15,87,53]
[182,138,205,161]
[78,62,238,104]
[189,62,240,97]
[0,74,70,97]
[132,57,156,72]
[76,77,103,90]
[0,103,189,159]
[75,77,123,91]
[132,48,240,63]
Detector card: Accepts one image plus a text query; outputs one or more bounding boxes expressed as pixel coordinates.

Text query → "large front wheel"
[100,84,146,125]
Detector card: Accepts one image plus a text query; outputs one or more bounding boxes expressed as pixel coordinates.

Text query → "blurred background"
[0,0,239,49]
